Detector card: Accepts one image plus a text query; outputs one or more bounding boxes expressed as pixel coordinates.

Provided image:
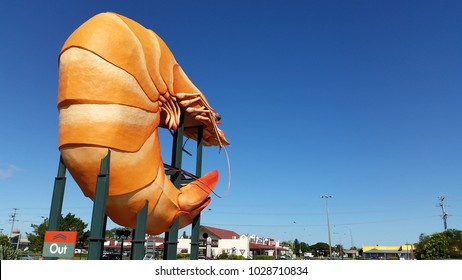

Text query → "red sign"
[44,231,77,243]
[43,231,77,259]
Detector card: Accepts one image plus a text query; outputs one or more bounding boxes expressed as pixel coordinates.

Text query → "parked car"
[18,254,39,260]
[102,252,120,260]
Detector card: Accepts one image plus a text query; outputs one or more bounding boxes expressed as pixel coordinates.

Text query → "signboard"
[42,231,77,259]
[146,239,155,255]
[199,239,218,247]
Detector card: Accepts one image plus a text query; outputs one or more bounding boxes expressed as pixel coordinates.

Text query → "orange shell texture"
[57,12,228,234]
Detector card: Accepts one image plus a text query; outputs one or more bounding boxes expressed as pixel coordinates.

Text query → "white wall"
[177,238,191,254]
[176,235,250,258]
[218,235,249,258]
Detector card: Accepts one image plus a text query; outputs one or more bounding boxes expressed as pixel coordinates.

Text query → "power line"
[207,215,437,228]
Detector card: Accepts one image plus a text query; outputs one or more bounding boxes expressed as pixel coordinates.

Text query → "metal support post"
[44,156,67,260]
[88,150,111,260]
[131,201,148,260]
[164,112,185,260]
[47,156,67,231]
[190,126,203,260]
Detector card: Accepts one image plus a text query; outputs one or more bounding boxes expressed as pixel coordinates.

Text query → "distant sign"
[199,239,218,247]
[42,231,77,259]
[146,239,155,255]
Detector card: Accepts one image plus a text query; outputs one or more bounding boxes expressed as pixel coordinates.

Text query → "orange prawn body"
[57,12,228,234]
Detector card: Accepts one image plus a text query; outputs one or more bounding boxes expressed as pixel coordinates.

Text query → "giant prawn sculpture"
[58,12,229,234]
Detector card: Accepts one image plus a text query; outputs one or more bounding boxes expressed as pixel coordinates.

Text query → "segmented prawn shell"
[57,12,229,235]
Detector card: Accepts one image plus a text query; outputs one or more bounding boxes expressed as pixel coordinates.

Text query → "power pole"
[437,196,448,231]
[9,208,19,236]
[321,195,333,258]
[9,208,19,249]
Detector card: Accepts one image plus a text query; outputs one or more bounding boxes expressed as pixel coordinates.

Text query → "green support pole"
[88,150,111,260]
[131,201,148,260]
[190,126,203,260]
[164,112,185,260]
[44,156,67,260]
[48,156,67,231]
[101,215,108,255]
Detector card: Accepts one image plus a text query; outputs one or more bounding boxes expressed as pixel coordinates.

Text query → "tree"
[415,232,450,260]
[26,213,89,252]
[292,238,301,257]
[442,229,462,259]
[300,242,310,254]
[0,235,17,260]
[106,228,117,239]
[310,242,330,257]
[115,228,132,240]
[0,235,11,247]
[60,213,89,249]
[27,218,49,252]
[0,245,18,260]
[106,227,132,239]
[334,244,345,258]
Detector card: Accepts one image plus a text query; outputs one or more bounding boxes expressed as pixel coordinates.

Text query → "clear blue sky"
[1,0,461,248]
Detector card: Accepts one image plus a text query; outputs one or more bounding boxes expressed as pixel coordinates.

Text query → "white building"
[177,225,288,259]
[177,225,249,258]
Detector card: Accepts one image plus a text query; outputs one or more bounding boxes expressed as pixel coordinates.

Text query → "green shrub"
[74,253,88,260]
[255,255,274,260]
[0,245,18,260]
[218,252,229,259]
[227,255,246,260]
[176,253,190,259]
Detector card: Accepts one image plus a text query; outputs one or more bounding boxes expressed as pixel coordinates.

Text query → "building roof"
[202,225,240,239]
[147,236,164,243]
[344,249,358,254]
[363,249,406,254]
[363,245,414,252]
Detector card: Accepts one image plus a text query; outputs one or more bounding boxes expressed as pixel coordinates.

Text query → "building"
[247,234,289,259]
[100,225,287,259]
[5,230,30,251]
[177,225,288,259]
[178,225,249,258]
[362,244,415,260]
[344,249,359,259]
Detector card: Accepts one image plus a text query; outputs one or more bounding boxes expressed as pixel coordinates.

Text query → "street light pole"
[345,226,354,249]
[321,195,333,258]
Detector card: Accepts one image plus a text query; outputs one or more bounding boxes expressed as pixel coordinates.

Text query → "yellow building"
[362,244,414,260]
